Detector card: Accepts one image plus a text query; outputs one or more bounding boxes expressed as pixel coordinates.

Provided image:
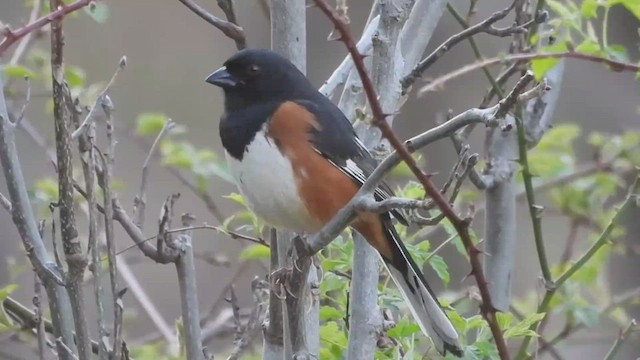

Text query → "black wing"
[294,98,408,226]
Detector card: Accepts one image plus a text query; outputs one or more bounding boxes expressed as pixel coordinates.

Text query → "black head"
[206,49,316,111]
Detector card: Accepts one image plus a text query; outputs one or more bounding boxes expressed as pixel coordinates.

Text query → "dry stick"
[48,1,91,358]
[515,174,640,360]
[0,0,92,56]
[417,51,640,96]
[177,0,246,49]
[311,1,511,358]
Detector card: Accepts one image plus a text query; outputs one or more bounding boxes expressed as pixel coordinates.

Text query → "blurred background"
[0,0,639,359]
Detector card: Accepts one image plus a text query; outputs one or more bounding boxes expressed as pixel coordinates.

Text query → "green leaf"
[504,312,546,339]
[428,255,450,286]
[531,41,568,81]
[64,65,86,89]
[388,320,421,339]
[238,244,270,261]
[496,312,513,329]
[622,1,640,20]
[319,306,343,321]
[581,0,600,18]
[83,3,110,23]
[606,44,629,62]
[3,65,36,79]
[136,113,168,136]
[224,192,247,207]
[576,39,603,56]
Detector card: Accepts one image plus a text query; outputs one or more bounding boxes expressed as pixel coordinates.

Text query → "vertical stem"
[270,1,315,358]
[346,235,381,359]
[49,1,90,358]
[175,217,204,360]
[0,74,76,360]
[262,229,284,360]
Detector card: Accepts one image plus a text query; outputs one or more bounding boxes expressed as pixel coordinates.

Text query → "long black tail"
[381,222,463,357]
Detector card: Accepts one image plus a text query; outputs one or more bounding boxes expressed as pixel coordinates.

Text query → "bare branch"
[418,51,640,96]
[71,57,126,140]
[603,319,637,360]
[177,0,246,49]
[401,1,521,91]
[174,213,205,360]
[0,0,92,57]
[32,269,46,360]
[133,118,175,230]
[263,229,284,360]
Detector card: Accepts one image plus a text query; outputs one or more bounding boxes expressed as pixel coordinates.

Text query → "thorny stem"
[515,174,640,360]
[514,79,553,285]
[311,1,511,358]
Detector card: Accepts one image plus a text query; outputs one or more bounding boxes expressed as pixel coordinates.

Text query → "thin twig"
[177,0,246,48]
[401,1,522,91]
[418,51,640,96]
[133,118,175,229]
[0,0,92,56]
[99,95,122,359]
[603,319,637,360]
[216,0,246,50]
[71,57,126,140]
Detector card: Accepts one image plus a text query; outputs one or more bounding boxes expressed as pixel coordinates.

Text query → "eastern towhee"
[206,49,463,357]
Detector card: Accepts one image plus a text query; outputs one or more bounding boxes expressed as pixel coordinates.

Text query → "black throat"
[219,101,282,161]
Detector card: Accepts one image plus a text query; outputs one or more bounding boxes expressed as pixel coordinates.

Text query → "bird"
[205,48,463,357]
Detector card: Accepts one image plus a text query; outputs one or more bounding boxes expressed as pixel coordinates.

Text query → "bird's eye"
[247,64,260,75]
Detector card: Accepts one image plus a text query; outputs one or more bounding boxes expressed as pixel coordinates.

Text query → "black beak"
[205,66,238,88]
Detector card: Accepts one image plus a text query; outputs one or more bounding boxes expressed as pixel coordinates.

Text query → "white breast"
[225,128,319,233]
